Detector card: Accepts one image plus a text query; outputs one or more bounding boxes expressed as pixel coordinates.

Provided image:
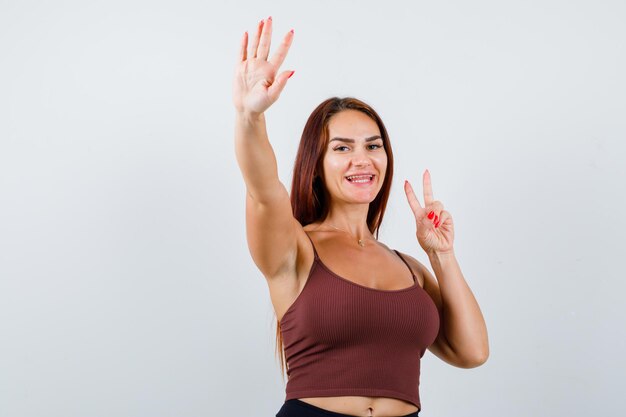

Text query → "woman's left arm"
[404,170,489,368]
[422,250,489,368]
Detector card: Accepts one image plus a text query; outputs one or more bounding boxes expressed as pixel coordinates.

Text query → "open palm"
[233,17,294,115]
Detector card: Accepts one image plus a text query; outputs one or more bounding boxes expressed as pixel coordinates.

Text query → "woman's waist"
[297,396,419,416]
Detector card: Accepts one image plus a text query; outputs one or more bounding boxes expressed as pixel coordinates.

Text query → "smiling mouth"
[345,175,375,183]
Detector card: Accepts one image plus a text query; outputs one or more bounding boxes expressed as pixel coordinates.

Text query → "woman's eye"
[333,144,382,152]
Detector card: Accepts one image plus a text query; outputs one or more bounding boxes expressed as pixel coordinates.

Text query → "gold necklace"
[326,224,368,247]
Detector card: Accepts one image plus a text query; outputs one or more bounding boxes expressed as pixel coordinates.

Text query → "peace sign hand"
[404,170,455,255]
[233,17,295,116]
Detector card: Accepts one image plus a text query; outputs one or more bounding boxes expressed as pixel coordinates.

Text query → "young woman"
[233,17,489,417]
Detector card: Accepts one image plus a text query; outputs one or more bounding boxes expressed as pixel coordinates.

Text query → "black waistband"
[277,399,420,417]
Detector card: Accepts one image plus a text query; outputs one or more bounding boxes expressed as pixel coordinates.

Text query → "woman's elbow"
[457,348,489,369]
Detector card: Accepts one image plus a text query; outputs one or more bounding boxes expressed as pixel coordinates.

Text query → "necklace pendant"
[358,239,365,247]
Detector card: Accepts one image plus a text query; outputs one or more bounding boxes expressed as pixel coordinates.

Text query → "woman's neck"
[319,205,372,239]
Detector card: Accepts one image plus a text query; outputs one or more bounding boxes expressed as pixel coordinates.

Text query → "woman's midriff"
[298,396,419,416]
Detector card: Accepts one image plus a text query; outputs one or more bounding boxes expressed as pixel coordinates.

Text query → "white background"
[1,1,625,416]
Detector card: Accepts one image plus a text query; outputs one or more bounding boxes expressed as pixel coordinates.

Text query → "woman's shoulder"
[376,241,412,259]
[391,248,425,270]
[387,247,428,286]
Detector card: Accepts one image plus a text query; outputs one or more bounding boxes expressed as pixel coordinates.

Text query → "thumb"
[267,70,294,102]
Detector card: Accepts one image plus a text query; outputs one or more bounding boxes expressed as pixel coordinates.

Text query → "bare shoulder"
[392,252,440,290]
[395,251,443,306]
[393,251,424,273]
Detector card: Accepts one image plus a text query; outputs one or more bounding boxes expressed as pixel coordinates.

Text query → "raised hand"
[404,170,455,254]
[233,17,295,116]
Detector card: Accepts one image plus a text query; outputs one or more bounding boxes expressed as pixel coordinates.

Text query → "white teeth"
[346,175,374,183]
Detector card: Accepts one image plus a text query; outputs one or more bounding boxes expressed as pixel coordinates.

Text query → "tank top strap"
[394,249,416,279]
[304,232,320,260]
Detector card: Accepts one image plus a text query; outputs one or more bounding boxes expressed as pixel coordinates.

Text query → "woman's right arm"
[233,18,300,280]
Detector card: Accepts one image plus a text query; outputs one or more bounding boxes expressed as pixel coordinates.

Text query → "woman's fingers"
[244,17,290,66]
[423,169,434,207]
[248,19,264,59]
[269,29,294,69]
[437,210,452,228]
[404,180,424,217]
[239,31,248,62]
[267,70,294,103]
[235,18,293,113]
[257,16,273,60]
[426,202,445,227]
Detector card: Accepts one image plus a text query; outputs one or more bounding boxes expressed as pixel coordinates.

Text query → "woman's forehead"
[327,110,381,139]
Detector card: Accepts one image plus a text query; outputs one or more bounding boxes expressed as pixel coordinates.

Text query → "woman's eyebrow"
[329,135,382,143]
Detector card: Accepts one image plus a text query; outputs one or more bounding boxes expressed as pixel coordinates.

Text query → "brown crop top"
[279,233,441,411]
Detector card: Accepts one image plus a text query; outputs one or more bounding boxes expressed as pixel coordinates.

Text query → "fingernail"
[290,28,295,34]
[268,16,272,21]
[434,215,439,223]
[288,70,295,79]
[435,220,440,228]
[427,211,434,219]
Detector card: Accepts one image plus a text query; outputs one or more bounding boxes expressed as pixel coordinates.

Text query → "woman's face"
[321,109,387,206]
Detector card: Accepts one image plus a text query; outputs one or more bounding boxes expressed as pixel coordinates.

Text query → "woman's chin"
[336,193,380,205]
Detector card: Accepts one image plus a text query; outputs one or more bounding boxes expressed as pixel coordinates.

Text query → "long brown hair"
[275,97,395,382]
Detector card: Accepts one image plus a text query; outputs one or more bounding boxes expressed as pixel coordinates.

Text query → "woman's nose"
[349,143,375,168]
[353,157,371,168]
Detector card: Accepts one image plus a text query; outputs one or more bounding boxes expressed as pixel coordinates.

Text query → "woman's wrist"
[236,110,265,124]
[426,248,456,262]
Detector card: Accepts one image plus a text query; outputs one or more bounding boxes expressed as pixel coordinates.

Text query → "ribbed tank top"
[279,233,440,411]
